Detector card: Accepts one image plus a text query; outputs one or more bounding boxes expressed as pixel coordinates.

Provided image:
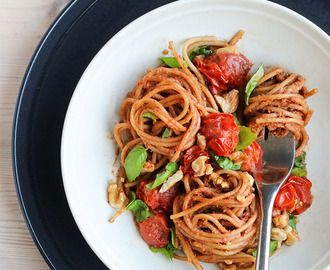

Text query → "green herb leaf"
[162,128,171,140]
[161,57,188,68]
[126,191,150,222]
[294,152,306,168]
[150,228,177,260]
[146,162,179,190]
[252,240,277,257]
[189,45,212,60]
[124,145,147,182]
[291,167,307,177]
[140,112,157,122]
[245,64,264,106]
[235,126,257,151]
[291,152,307,177]
[287,212,297,229]
[126,191,136,208]
[209,150,241,171]
[232,112,241,125]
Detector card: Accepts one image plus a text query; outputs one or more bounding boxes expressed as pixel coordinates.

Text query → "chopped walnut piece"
[205,164,213,175]
[228,151,250,165]
[214,45,239,55]
[159,170,183,193]
[191,156,210,177]
[224,260,233,265]
[241,172,255,186]
[273,212,289,229]
[285,227,300,246]
[209,172,229,189]
[108,180,128,209]
[271,228,287,242]
[272,209,281,217]
[219,263,237,270]
[214,90,239,114]
[141,160,155,173]
[196,133,207,150]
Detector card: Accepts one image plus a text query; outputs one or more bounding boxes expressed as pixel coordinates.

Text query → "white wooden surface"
[0,1,70,269]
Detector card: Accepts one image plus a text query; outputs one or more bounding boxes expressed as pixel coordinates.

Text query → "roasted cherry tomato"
[241,141,261,172]
[195,52,251,95]
[200,113,239,157]
[138,212,169,248]
[136,179,180,212]
[274,181,296,210]
[274,175,312,215]
[180,145,209,175]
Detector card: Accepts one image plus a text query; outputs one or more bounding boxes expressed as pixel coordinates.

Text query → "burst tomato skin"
[200,113,239,157]
[138,212,169,248]
[274,181,296,210]
[195,52,251,95]
[241,141,262,172]
[274,175,312,215]
[136,180,180,212]
[180,145,209,175]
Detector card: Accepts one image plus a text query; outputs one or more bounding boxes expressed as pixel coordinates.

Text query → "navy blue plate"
[12,0,329,269]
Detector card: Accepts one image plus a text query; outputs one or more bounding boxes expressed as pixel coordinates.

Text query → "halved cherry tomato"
[200,113,239,157]
[138,212,169,248]
[241,141,261,172]
[195,52,251,95]
[136,179,180,212]
[180,145,209,175]
[274,175,312,215]
[274,181,296,210]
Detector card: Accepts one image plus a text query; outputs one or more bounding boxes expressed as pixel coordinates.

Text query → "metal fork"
[253,132,295,270]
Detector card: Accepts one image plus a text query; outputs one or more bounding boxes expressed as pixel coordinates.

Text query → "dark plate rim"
[12,0,100,268]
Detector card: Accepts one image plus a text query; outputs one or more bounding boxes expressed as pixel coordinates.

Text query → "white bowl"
[61,0,330,269]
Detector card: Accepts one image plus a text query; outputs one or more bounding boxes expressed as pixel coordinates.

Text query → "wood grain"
[0,1,70,269]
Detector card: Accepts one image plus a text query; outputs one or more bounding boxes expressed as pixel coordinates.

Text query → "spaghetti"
[172,170,258,270]
[244,67,318,156]
[109,31,316,270]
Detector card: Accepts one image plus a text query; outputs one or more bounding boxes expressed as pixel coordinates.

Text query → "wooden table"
[0,1,70,269]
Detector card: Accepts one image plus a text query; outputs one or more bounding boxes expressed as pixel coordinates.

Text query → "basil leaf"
[232,112,241,125]
[141,112,157,122]
[291,152,307,177]
[126,192,150,222]
[150,247,171,258]
[189,45,212,60]
[124,145,147,182]
[146,162,179,190]
[162,128,171,140]
[126,191,136,208]
[294,152,306,168]
[252,240,277,257]
[287,212,297,229]
[291,167,307,177]
[150,228,177,260]
[161,57,188,68]
[245,64,264,105]
[270,240,278,255]
[210,150,241,171]
[235,126,257,151]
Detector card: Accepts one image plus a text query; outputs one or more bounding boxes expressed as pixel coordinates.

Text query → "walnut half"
[214,90,239,114]
[108,180,128,209]
[191,156,213,177]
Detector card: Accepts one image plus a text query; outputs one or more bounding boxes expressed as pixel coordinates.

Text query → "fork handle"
[255,185,279,270]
